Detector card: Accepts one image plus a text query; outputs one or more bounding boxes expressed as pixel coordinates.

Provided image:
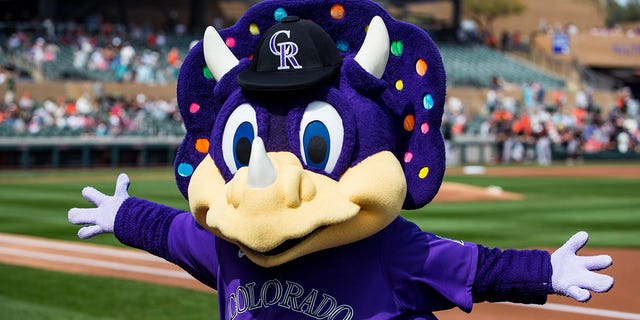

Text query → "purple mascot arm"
[472,232,614,304]
[115,197,219,289]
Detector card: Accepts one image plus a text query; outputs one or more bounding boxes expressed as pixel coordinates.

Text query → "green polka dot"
[203,66,213,79]
[390,40,403,56]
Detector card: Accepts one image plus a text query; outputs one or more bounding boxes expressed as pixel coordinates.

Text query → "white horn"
[247,137,277,188]
[354,16,390,79]
[203,26,239,82]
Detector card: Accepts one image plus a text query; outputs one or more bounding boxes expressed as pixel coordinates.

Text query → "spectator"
[167,47,180,67]
[2,65,16,105]
[534,82,546,106]
[18,91,35,111]
[522,83,535,109]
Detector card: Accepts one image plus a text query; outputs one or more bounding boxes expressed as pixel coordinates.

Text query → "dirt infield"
[434,182,523,202]
[446,164,640,179]
[0,233,212,293]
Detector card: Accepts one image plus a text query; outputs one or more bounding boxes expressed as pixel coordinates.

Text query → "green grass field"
[1,166,639,319]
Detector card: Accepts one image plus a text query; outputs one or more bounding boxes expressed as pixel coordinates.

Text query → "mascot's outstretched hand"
[551,231,614,302]
[68,173,130,239]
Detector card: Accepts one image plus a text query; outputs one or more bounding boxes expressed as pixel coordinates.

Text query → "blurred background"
[0,0,639,169]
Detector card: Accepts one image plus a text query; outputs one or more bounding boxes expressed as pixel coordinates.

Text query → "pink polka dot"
[189,102,200,114]
[404,152,414,163]
[225,37,236,48]
[421,122,429,134]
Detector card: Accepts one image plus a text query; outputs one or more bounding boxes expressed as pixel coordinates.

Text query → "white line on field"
[501,302,640,320]
[0,233,163,262]
[0,247,193,279]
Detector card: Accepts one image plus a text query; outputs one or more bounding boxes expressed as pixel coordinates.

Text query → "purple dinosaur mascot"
[69,0,613,319]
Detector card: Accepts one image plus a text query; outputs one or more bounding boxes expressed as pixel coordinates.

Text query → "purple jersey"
[115,197,551,319]
[213,218,476,319]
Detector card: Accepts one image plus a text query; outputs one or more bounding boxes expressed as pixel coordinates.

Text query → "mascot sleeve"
[383,217,550,314]
[114,197,219,289]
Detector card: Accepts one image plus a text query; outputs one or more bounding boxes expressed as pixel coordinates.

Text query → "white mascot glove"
[68,173,130,239]
[551,231,614,302]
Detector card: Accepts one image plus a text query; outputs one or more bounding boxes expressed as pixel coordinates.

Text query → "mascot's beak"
[247,137,277,188]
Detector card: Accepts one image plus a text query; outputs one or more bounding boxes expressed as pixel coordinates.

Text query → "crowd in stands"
[443,78,640,164]
[1,16,196,83]
[0,87,184,138]
[2,16,640,164]
[0,17,193,137]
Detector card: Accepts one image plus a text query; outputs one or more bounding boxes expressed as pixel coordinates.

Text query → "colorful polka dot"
[390,40,403,56]
[195,138,210,154]
[395,80,404,91]
[189,102,200,114]
[416,59,428,76]
[336,40,350,52]
[249,23,260,35]
[403,114,415,131]
[418,167,429,179]
[423,94,434,110]
[274,7,288,21]
[330,4,345,20]
[225,37,236,48]
[203,66,213,79]
[420,122,430,134]
[178,162,194,177]
[404,152,414,163]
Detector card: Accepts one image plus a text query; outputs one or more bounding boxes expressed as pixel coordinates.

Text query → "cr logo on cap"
[269,30,302,70]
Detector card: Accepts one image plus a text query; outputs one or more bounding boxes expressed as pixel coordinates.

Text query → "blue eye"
[233,121,254,169]
[222,103,258,174]
[303,121,330,170]
[299,101,343,174]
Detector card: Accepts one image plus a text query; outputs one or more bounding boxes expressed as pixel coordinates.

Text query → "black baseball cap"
[237,16,342,92]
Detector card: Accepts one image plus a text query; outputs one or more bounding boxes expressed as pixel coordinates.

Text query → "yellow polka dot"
[249,23,260,35]
[395,80,404,91]
[418,167,429,179]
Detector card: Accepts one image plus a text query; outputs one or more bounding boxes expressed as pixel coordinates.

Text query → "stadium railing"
[0,136,182,169]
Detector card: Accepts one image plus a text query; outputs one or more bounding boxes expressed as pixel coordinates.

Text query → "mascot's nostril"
[280,158,317,208]
[299,172,316,202]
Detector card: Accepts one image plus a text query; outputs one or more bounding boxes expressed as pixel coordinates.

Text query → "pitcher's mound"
[434,182,524,203]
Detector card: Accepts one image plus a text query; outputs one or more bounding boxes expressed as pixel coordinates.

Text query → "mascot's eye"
[299,101,343,173]
[222,103,258,173]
